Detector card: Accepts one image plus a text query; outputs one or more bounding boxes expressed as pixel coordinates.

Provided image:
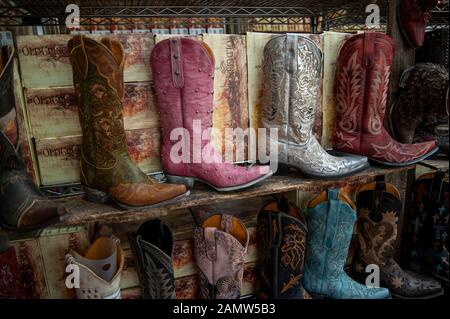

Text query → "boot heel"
[166,175,195,189]
[83,186,110,203]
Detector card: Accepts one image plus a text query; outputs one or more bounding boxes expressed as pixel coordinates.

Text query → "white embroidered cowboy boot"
[261,34,369,178]
[66,236,124,299]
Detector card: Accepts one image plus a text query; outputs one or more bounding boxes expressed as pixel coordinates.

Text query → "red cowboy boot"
[151,37,271,192]
[334,32,438,166]
[399,0,438,48]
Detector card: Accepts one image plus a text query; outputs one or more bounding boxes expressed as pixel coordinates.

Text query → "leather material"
[399,0,438,48]
[257,198,310,299]
[66,236,124,299]
[129,219,176,299]
[390,63,448,151]
[416,29,449,68]
[68,35,187,206]
[0,46,17,147]
[261,34,368,178]
[407,172,449,283]
[303,189,390,299]
[151,37,271,190]
[353,182,443,298]
[334,32,438,165]
[194,214,248,299]
[0,140,64,229]
[0,246,25,298]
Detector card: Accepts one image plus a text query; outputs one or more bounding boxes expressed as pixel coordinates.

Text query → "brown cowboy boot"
[194,214,248,299]
[353,182,443,298]
[389,63,448,147]
[68,35,188,209]
[0,45,65,230]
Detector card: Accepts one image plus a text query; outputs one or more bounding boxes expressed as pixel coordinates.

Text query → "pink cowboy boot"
[151,37,271,191]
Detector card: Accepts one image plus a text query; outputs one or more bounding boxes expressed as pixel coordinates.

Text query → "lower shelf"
[54,164,415,226]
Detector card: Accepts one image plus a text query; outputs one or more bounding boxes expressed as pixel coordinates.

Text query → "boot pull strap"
[169,37,184,89]
[363,32,376,69]
[220,214,233,234]
[204,228,217,261]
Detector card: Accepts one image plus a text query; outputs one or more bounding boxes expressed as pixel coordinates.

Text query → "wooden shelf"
[55,164,414,226]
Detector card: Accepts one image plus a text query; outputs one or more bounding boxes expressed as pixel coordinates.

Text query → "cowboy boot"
[194,214,248,299]
[0,46,65,231]
[261,34,369,179]
[66,236,124,299]
[0,234,25,298]
[353,181,443,298]
[399,0,438,48]
[408,172,449,283]
[68,35,188,208]
[303,189,390,299]
[151,37,271,192]
[389,63,449,147]
[257,196,310,299]
[334,32,438,166]
[129,219,176,299]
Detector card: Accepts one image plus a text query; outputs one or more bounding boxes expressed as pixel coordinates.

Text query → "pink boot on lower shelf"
[151,37,272,192]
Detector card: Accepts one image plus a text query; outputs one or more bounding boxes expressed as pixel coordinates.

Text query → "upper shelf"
[53,164,414,227]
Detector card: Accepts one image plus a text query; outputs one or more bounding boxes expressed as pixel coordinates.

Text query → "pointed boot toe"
[109,181,188,208]
[16,199,66,230]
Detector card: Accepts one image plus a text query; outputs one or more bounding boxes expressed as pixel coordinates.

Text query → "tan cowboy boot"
[68,35,188,209]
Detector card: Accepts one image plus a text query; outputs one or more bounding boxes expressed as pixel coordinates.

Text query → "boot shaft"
[66,236,124,299]
[257,198,308,299]
[304,189,357,286]
[194,214,248,299]
[392,63,449,144]
[0,45,14,119]
[68,36,128,168]
[129,219,176,299]
[0,45,18,147]
[355,182,402,266]
[335,32,395,152]
[151,38,216,165]
[262,34,322,146]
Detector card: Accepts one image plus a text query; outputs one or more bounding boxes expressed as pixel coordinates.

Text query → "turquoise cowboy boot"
[303,189,390,299]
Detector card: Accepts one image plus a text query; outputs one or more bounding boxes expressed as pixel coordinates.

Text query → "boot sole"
[391,288,444,299]
[166,171,273,192]
[83,186,191,210]
[333,147,439,167]
[278,158,370,180]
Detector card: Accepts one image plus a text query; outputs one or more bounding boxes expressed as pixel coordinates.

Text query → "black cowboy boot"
[129,219,176,299]
[408,172,449,283]
[0,45,65,230]
[257,196,310,299]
